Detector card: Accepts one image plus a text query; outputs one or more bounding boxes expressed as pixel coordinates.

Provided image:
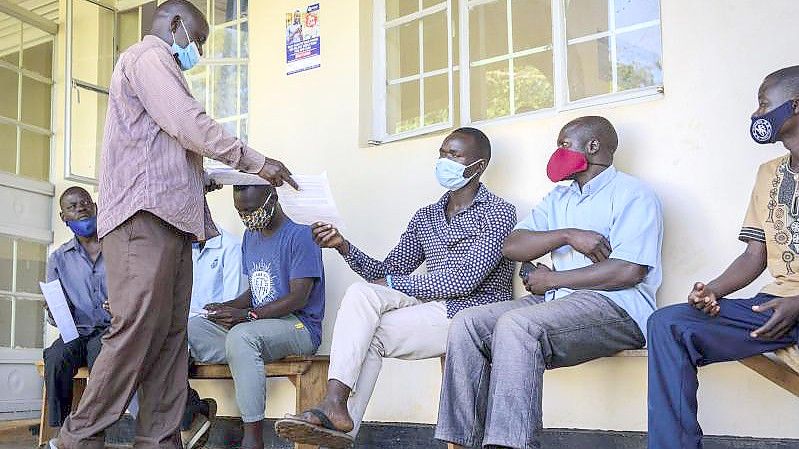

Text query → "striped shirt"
[97,35,266,240]
[343,184,517,318]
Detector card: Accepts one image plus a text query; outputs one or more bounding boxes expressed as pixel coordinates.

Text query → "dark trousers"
[58,212,193,449]
[43,328,106,427]
[647,294,799,449]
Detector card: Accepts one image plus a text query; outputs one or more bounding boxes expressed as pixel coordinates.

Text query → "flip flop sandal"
[275,409,355,449]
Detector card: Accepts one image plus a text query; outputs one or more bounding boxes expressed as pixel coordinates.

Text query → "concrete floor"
[0,420,129,449]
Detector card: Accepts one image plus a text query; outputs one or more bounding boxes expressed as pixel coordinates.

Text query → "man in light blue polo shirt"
[435,116,663,449]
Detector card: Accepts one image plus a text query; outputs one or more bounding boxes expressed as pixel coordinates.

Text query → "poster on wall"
[285,3,321,75]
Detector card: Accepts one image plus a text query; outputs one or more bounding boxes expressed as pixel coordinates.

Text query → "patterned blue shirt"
[343,184,516,318]
[46,237,111,336]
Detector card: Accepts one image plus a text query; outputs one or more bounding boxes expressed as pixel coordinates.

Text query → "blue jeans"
[647,293,799,449]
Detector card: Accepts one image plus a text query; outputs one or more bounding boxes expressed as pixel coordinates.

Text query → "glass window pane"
[21,76,51,129]
[565,0,608,40]
[0,14,20,67]
[512,0,552,52]
[469,0,508,62]
[19,130,50,181]
[452,4,459,66]
[616,27,662,91]
[221,120,237,137]
[14,299,44,348]
[16,240,47,295]
[386,0,418,21]
[212,23,238,59]
[423,0,445,8]
[186,65,208,106]
[240,65,248,114]
[470,60,510,121]
[423,74,449,126]
[387,80,420,134]
[212,65,237,118]
[0,124,16,174]
[423,11,448,73]
[73,0,115,88]
[567,37,612,101]
[241,0,248,16]
[0,67,19,120]
[117,8,141,55]
[240,21,249,58]
[240,117,248,141]
[214,0,237,24]
[0,296,10,347]
[186,0,207,17]
[386,21,420,80]
[615,0,659,28]
[514,51,554,113]
[0,236,11,291]
[22,26,53,78]
[69,88,107,179]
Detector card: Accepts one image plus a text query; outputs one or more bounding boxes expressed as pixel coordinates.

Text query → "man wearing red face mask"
[435,116,663,449]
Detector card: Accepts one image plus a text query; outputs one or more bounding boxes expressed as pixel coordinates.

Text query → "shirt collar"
[63,237,78,252]
[203,234,223,250]
[569,165,617,196]
[436,183,490,209]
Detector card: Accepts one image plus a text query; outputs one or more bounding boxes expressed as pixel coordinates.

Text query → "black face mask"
[751,100,795,144]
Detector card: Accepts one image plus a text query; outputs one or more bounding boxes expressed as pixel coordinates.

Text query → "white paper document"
[206,167,268,186]
[39,280,79,343]
[278,173,345,229]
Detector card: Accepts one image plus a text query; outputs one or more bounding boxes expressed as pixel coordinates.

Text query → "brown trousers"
[58,212,192,449]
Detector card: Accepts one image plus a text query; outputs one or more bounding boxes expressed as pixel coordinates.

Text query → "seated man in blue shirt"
[180,225,248,449]
[276,127,517,449]
[43,187,111,430]
[187,184,325,449]
[435,117,663,449]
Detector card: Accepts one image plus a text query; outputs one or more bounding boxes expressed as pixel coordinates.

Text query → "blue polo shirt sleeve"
[608,187,663,270]
[514,191,554,232]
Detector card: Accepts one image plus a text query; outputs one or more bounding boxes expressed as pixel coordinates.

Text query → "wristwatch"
[246,309,258,322]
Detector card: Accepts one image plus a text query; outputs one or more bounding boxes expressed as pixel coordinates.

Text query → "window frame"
[0,234,48,350]
[372,0,663,143]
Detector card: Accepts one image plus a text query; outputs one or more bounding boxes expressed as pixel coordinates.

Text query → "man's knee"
[339,281,383,312]
[224,324,258,361]
[449,306,491,343]
[648,303,696,339]
[44,340,80,370]
[495,309,543,340]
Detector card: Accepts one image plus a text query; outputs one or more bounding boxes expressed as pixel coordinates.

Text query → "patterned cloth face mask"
[240,192,276,231]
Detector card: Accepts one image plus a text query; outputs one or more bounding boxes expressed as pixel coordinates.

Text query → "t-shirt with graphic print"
[740,155,799,297]
[242,218,325,348]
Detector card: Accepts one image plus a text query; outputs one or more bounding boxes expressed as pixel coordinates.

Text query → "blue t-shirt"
[242,219,325,348]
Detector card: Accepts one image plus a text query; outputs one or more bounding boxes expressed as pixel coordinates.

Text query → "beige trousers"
[327,282,450,435]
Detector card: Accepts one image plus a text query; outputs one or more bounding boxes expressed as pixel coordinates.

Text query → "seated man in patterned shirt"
[275,127,517,448]
[435,116,663,449]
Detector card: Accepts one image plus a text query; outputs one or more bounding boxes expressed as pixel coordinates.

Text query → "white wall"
[50,0,799,440]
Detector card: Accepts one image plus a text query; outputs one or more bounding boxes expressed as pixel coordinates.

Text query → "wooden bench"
[35,356,329,449]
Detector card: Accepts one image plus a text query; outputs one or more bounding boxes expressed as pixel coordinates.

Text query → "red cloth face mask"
[546,147,588,182]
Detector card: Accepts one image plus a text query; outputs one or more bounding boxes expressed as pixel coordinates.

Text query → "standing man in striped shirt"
[53,1,297,449]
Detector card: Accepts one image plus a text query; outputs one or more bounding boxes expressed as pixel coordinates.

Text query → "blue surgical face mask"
[751,100,795,144]
[171,19,201,71]
[66,216,97,238]
[435,158,483,191]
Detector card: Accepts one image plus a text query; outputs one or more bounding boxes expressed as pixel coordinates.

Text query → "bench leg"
[289,361,330,449]
[740,354,799,397]
[38,383,51,447]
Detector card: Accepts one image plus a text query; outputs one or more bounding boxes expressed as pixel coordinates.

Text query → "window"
[116,0,249,141]
[373,0,662,141]
[0,11,55,182]
[0,234,47,349]
[65,0,116,184]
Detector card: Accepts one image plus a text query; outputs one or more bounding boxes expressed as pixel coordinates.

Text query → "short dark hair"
[562,116,619,153]
[59,186,92,204]
[451,127,491,161]
[233,184,274,193]
[764,66,799,100]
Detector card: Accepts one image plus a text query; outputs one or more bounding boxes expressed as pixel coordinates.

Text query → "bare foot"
[287,380,354,432]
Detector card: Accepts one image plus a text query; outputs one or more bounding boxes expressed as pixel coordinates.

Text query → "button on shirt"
[46,238,111,336]
[515,167,663,336]
[98,35,267,240]
[344,184,517,318]
[190,228,247,315]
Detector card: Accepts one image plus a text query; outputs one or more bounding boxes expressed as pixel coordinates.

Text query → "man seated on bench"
[275,127,517,449]
[181,223,247,449]
[647,66,799,449]
[186,184,325,449]
[43,187,111,431]
[435,116,663,449]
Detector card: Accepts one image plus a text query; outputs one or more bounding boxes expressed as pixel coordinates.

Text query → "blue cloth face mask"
[435,158,483,191]
[751,100,795,144]
[171,19,201,71]
[66,216,97,238]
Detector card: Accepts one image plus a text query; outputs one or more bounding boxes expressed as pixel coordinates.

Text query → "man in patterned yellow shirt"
[647,66,799,449]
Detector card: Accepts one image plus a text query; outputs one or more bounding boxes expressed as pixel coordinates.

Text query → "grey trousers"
[435,292,645,449]
[187,315,316,422]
